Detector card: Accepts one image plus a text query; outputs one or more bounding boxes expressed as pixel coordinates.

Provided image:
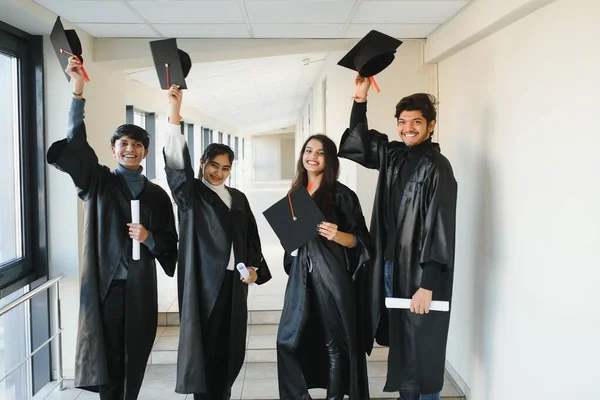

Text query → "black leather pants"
[309,273,343,400]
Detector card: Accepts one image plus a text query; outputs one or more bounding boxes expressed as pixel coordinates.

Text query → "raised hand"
[168,84,182,125]
[66,56,85,96]
[353,74,371,102]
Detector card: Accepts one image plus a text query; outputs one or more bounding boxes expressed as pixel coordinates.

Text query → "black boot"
[325,339,343,400]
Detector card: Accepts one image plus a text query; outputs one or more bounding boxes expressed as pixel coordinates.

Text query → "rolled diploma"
[131,200,140,260]
[385,297,450,312]
[236,262,250,279]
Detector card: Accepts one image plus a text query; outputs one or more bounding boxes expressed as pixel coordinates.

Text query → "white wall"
[252,133,294,181]
[280,138,295,180]
[298,41,436,224]
[436,0,600,398]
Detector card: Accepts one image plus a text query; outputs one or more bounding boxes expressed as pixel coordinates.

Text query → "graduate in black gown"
[163,85,272,400]
[276,134,372,400]
[47,57,178,400]
[338,76,458,400]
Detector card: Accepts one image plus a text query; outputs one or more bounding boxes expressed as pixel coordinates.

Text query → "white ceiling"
[126,52,327,134]
[33,0,470,39]
[33,0,472,134]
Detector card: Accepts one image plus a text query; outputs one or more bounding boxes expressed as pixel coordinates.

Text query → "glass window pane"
[0,52,23,266]
[0,287,32,400]
[133,111,145,129]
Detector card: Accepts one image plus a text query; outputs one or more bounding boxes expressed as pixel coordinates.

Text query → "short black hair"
[200,143,235,165]
[110,124,150,149]
[394,93,437,125]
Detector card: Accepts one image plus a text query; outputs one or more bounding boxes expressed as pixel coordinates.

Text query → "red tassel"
[369,76,381,93]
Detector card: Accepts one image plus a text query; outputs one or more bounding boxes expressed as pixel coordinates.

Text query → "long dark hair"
[197,143,235,179]
[291,134,339,215]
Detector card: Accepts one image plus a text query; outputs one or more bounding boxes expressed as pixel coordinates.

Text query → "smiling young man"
[47,57,178,400]
[338,76,458,400]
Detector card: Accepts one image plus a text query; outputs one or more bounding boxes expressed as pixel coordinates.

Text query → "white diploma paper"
[385,297,450,312]
[131,200,140,260]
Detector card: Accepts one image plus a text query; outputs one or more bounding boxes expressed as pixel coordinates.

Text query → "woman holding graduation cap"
[162,83,272,400]
[276,134,372,400]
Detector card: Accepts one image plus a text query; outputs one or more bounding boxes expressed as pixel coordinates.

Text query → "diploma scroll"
[236,262,250,279]
[131,200,140,260]
[385,297,450,312]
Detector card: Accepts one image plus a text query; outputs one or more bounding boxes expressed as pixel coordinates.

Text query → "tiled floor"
[40,363,464,399]
[39,181,464,399]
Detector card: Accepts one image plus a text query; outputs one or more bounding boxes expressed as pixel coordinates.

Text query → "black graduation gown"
[276,182,371,400]
[338,108,458,394]
[165,148,272,395]
[47,122,178,399]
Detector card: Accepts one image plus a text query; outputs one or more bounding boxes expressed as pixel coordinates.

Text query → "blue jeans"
[399,390,441,400]
[384,260,394,297]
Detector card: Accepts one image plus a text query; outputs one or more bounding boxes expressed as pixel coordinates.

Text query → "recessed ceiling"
[33,0,472,134]
[126,53,328,134]
[33,0,471,39]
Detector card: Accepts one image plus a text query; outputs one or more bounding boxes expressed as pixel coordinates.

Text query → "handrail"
[0,274,63,317]
[0,274,65,391]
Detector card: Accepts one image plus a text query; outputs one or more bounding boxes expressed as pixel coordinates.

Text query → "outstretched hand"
[168,84,182,124]
[353,74,371,102]
[66,56,85,95]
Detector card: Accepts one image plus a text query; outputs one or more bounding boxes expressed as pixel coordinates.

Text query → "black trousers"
[99,280,127,400]
[278,271,344,400]
[308,272,343,400]
[194,270,234,400]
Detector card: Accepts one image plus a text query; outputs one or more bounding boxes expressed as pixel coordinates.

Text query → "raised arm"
[46,56,103,201]
[163,85,195,211]
[338,75,390,170]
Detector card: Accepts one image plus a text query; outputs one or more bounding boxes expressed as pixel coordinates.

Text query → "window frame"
[125,106,157,180]
[0,21,47,296]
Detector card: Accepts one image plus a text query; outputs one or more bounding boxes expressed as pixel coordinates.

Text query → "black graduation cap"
[337,30,403,77]
[50,16,89,82]
[263,187,325,254]
[149,38,192,90]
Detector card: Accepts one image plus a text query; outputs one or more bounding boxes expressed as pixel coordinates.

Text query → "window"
[0,19,49,399]
[125,106,156,179]
[218,132,223,144]
[0,52,22,266]
[0,21,47,291]
[202,128,211,152]
[242,138,245,159]
[186,124,195,167]
[0,287,32,399]
[234,136,239,157]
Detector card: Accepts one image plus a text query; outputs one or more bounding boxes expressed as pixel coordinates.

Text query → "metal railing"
[0,274,65,391]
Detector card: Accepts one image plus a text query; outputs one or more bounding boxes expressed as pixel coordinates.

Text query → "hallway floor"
[37,180,464,399]
[38,364,464,400]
